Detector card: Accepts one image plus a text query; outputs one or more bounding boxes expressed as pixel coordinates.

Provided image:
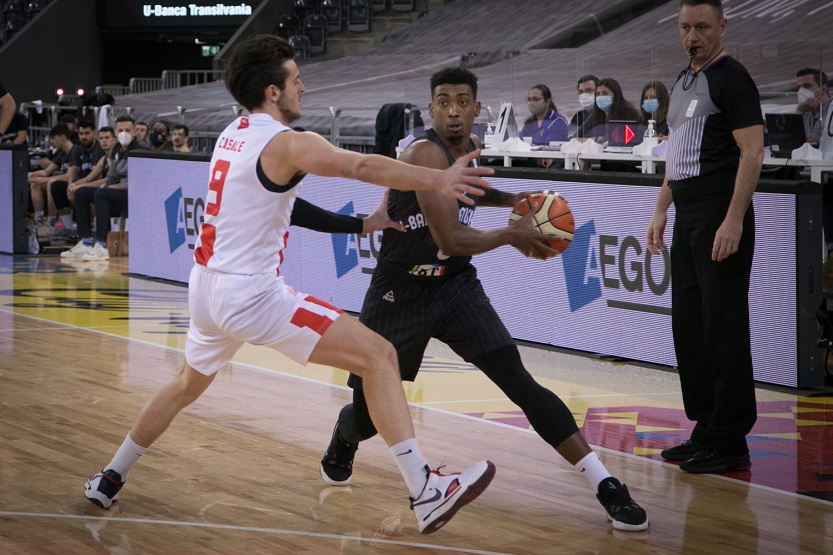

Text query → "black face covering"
[150,131,166,147]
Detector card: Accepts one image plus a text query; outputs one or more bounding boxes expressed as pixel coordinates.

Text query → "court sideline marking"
[0,511,515,555]
[4,308,833,508]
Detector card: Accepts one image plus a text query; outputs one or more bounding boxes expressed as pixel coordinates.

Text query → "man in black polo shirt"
[50,120,106,240]
[1,111,28,144]
[0,81,15,136]
[27,124,84,236]
[646,0,764,474]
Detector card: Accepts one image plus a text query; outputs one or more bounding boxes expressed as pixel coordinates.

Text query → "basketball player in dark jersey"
[318,67,649,531]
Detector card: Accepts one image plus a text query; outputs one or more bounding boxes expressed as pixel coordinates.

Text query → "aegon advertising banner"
[129,157,798,386]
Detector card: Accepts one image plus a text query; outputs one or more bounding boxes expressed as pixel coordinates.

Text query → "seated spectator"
[148,121,174,152]
[639,80,670,139]
[171,124,191,152]
[796,68,830,146]
[49,120,106,241]
[568,74,599,140]
[67,126,117,199]
[28,124,82,235]
[0,81,15,137]
[135,121,150,147]
[58,112,80,144]
[1,111,28,144]
[61,115,148,261]
[520,84,568,146]
[587,77,640,142]
[588,78,640,172]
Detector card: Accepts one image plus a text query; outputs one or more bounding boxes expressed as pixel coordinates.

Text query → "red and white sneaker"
[410,461,495,534]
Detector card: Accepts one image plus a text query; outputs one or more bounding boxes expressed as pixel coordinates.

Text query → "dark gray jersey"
[666,56,763,181]
[376,129,477,279]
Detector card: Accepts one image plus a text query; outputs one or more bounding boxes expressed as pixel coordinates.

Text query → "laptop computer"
[765,113,805,158]
[604,120,644,153]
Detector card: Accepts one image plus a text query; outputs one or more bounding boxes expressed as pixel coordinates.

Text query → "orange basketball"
[508,191,574,257]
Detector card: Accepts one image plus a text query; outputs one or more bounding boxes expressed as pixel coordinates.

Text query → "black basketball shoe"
[320,424,358,486]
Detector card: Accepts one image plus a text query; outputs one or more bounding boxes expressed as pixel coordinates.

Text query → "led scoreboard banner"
[127,152,824,389]
[100,1,260,28]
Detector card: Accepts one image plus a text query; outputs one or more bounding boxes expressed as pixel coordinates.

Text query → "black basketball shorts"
[348,265,514,388]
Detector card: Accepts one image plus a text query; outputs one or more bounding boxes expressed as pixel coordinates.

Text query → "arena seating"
[11,0,821,149]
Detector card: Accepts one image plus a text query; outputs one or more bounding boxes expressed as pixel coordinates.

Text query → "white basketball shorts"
[185,264,343,376]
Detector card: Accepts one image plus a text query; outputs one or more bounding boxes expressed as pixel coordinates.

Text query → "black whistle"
[688,47,696,57]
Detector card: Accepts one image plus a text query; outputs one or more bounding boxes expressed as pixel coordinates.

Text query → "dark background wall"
[0,0,100,103]
[0,0,278,103]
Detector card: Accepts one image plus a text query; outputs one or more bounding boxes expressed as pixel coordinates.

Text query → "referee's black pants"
[669,173,757,456]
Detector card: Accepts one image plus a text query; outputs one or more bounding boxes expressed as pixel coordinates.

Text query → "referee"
[646,0,764,474]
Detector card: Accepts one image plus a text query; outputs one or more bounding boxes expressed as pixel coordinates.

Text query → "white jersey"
[194,113,300,275]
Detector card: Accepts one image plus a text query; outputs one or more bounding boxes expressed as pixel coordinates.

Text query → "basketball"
[508,191,574,257]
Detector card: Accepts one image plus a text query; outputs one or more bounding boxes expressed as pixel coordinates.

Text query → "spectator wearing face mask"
[589,77,640,172]
[149,121,174,152]
[639,80,670,140]
[795,68,830,147]
[568,74,599,140]
[61,115,149,261]
[520,84,569,146]
[588,77,640,142]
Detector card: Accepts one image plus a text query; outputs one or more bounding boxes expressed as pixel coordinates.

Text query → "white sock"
[574,451,612,490]
[390,438,428,498]
[34,211,44,224]
[60,214,73,229]
[105,434,147,479]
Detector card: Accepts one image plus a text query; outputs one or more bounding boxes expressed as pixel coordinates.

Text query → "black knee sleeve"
[336,389,378,444]
[471,345,579,449]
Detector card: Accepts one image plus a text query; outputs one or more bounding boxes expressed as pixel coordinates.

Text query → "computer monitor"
[765,113,806,158]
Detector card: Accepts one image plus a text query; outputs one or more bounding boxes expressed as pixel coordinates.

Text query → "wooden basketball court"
[1,253,831,554]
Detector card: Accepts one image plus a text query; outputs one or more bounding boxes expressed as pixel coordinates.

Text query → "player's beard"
[278,94,300,124]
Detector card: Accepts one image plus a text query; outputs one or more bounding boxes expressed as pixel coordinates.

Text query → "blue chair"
[347,0,369,32]
[292,0,315,22]
[391,0,413,11]
[3,16,25,42]
[321,0,342,33]
[303,14,328,53]
[288,34,311,59]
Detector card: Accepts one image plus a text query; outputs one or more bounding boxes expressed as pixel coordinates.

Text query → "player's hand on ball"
[508,191,574,259]
[507,207,559,259]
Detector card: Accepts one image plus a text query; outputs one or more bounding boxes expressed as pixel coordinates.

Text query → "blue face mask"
[595,96,613,111]
[642,99,660,114]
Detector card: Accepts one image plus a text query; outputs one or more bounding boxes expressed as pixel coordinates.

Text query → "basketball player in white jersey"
[84,34,497,535]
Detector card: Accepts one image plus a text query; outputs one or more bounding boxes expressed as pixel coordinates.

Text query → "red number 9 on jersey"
[206,159,230,217]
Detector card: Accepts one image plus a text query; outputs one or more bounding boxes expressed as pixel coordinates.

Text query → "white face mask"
[578,92,595,109]
[117,131,132,147]
[798,87,816,105]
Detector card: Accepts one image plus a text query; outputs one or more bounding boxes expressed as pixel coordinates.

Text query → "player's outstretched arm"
[268,130,493,205]
[404,142,554,259]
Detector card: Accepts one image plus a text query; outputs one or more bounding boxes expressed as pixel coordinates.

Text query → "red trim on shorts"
[195,223,216,266]
[303,295,343,314]
[290,307,337,336]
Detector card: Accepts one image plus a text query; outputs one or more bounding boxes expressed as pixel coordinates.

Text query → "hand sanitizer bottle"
[484,124,495,149]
